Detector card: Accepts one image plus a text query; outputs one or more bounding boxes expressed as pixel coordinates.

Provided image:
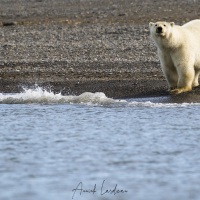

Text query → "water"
[1,87,200,200]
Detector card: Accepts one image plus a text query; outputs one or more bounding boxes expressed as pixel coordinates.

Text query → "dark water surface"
[1,88,200,200]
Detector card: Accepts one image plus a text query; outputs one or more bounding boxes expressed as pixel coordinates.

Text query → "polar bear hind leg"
[192,69,200,87]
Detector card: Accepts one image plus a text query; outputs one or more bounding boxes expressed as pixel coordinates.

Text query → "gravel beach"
[1,0,200,101]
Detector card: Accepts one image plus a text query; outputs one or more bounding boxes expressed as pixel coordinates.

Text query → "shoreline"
[0,60,166,99]
[1,0,200,102]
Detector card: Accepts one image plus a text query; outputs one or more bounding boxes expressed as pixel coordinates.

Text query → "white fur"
[149,19,200,94]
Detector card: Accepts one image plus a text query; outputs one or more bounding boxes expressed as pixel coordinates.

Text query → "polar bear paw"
[169,87,192,94]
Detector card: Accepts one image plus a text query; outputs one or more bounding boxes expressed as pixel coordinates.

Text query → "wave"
[0,87,124,105]
[0,86,199,107]
[128,100,198,108]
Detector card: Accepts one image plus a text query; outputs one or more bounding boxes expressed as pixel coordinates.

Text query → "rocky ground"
[1,0,200,102]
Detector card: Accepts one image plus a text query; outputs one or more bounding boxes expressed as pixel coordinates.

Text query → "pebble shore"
[1,0,200,101]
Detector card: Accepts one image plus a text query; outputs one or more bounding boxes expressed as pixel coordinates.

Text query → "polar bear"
[149,19,200,94]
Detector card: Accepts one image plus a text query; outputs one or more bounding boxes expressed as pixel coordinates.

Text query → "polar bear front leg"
[170,66,194,94]
[163,69,178,91]
[159,51,178,90]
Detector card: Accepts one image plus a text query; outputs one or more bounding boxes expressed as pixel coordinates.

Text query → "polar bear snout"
[156,26,163,33]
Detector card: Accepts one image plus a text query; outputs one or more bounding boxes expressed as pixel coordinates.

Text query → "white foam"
[0,87,124,105]
[127,101,197,108]
[127,96,200,107]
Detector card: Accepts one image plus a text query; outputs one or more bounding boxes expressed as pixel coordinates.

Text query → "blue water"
[1,88,200,200]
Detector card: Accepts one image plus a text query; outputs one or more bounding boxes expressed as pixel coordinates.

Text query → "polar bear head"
[149,21,175,38]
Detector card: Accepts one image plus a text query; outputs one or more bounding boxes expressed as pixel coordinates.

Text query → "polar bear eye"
[164,24,166,26]
[155,24,157,27]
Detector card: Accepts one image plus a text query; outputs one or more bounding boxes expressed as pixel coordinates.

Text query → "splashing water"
[0,87,122,105]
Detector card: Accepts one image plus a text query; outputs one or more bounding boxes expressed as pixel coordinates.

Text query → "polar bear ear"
[170,22,175,27]
[149,22,154,27]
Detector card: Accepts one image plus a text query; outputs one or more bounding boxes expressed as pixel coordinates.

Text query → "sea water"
[1,87,200,200]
